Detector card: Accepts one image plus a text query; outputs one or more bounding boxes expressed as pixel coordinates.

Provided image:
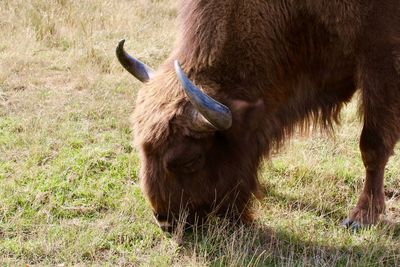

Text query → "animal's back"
[176,0,368,98]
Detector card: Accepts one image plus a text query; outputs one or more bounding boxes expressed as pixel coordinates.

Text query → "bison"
[117,0,400,231]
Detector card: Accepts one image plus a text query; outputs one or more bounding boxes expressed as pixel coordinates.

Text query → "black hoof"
[341,218,364,232]
[341,218,352,228]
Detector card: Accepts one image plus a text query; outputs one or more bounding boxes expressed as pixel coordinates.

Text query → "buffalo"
[117,0,400,231]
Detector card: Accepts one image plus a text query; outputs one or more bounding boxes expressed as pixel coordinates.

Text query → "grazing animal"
[117,0,400,231]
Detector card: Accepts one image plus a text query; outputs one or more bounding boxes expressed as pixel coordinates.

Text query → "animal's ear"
[229,99,265,132]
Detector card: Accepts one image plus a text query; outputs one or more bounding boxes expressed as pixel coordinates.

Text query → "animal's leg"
[343,43,400,229]
[343,126,392,229]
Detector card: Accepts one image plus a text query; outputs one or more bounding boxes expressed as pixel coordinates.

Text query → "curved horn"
[174,60,232,130]
[116,39,155,82]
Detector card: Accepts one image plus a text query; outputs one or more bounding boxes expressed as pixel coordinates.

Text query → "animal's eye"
[165,152,204,174]
[180,153,203,168]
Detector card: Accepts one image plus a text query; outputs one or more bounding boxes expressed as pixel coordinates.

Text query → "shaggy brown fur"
[131,0,400,231]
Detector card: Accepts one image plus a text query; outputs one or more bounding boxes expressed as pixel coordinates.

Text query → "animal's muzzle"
[153,212,173,232]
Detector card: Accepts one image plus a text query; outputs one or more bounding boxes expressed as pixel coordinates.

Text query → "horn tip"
[116,39,126,56]
[118,39,126,46]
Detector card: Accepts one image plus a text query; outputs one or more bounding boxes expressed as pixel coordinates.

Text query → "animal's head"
[117,40,266,231]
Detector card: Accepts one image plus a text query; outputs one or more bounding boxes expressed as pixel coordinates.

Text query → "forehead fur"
[131,67,187,149]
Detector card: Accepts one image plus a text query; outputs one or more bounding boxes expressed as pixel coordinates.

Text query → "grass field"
[0,0,399,266]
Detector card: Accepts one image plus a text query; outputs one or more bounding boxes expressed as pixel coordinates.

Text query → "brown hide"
[129,0,400,230]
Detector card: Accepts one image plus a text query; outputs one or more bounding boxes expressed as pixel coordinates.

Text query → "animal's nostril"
[153,212,168,221]
[159,221,173,232]
[153,212,173,232]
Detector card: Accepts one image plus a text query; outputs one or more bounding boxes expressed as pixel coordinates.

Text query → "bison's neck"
[176,0,236,71]
[174,0,361,101]
[169,0,362,159]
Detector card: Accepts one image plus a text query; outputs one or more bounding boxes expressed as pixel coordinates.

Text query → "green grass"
[0,0,399,265]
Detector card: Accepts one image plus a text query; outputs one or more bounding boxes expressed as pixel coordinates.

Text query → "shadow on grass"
[261,183,348,222]
[176,218,400,266]
[169,184,400,266]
